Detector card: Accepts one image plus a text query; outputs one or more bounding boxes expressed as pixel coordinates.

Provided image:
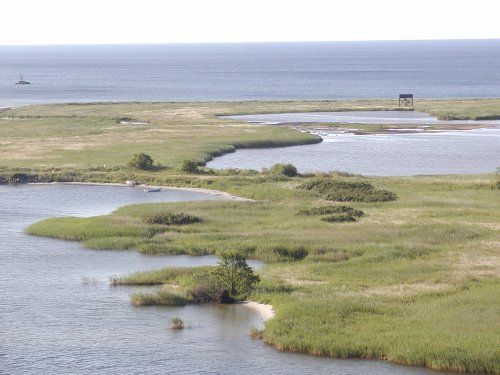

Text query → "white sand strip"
[241,301,275,321]
[30,181,253,201]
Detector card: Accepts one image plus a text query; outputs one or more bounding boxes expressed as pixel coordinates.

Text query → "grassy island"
[2,99,499,373]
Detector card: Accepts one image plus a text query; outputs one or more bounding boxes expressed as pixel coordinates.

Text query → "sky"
[1,0,499,45]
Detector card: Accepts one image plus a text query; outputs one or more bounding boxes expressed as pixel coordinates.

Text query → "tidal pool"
[209,112,500,175]
[221,111,500,125]
[0,184,439,374]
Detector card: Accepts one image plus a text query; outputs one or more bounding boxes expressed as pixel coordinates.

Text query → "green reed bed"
[131,289,189,306]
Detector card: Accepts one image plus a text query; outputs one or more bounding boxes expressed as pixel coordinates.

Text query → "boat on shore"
[15,75,31,85]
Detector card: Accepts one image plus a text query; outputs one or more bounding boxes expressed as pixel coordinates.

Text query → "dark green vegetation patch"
[320,213,358,223]
[143,212,202,225]
[299,205,364,223]
[298,205,364,217]
[128,152,155,170]
[266,163,298,177]
[273,246,309,261]
[299,179,397,202]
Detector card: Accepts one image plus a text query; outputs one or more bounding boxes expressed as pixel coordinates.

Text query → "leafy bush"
[273,246,308,261]
[143,212,202,225]
[128,153,154,170]
[180,160,199,173]
[267,163,298,177]
[299,179,396,202]
[189,282,234,304]
[298,205,364,217]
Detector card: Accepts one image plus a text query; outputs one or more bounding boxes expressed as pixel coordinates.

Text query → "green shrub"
[298,205,364,217]
[143,212,202,225]
[128,153,154,170]
[273,246,308,261]
[180,160,199,173]
[299,179,396,202]
[321,213,358,223]
[188,281,234,304]
[267,163,298,177]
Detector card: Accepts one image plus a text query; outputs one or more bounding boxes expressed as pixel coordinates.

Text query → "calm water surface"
[222,111,500,125]
[1,39,499,107]
[0,184,437,374]
[209,112,500,175]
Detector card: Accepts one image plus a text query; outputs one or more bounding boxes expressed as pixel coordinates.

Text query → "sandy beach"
[242,301,275,321]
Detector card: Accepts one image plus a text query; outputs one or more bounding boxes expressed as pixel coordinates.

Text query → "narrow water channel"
[0,184,439,374]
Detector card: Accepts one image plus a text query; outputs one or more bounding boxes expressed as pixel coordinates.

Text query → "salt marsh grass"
[170,317,184,329]
[26,173,500,373]
[7,99,500,373]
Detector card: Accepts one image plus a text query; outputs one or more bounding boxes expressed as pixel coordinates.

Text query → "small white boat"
[125,180,138,186]
[143,186,161,193]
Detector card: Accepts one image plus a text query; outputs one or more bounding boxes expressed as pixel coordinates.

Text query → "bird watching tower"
[399,94,414,107]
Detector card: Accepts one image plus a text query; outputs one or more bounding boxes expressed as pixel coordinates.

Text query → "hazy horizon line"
[1,37,498,47]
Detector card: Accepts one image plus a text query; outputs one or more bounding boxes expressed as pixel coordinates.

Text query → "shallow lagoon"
[0,184,437,374]
[209,112,500,175]
[221,110,500,125]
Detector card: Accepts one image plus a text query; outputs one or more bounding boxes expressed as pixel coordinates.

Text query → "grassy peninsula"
[2,98,500,170]
[2,99,499,373]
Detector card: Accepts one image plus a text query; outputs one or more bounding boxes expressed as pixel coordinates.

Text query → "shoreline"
[29,181,254,202]
[283,122,496,135]
[241,301,275,321]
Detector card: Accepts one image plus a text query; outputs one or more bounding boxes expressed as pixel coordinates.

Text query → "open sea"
[1,39,499,107]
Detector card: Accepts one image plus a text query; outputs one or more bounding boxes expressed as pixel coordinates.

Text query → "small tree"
[211,250,260,296]
[180,159,199,173]
[129,153,154,170]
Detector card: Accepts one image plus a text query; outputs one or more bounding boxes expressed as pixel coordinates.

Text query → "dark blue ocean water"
[1,40,499,107]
